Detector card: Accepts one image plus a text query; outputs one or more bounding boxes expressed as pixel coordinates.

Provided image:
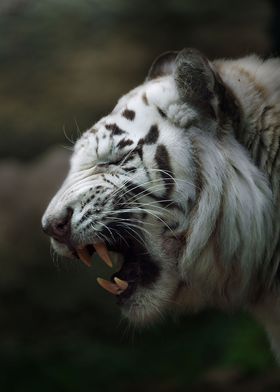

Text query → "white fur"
[42,53,280,362]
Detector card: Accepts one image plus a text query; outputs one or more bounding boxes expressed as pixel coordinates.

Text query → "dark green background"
[0,1,279,391]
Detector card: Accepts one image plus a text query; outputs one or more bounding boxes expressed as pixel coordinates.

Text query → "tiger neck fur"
[216,55,280,201]
[177,56,280,311]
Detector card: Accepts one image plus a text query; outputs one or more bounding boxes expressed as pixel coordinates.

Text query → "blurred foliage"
[0,0,271,160]
[0,291,275,392]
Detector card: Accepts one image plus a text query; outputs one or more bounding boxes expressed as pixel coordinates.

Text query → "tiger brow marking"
[122,109,135,121]
[105,123,126,135]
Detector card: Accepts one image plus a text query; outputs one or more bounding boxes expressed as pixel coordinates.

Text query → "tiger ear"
[147,49,215,96]
[146,51,178,80]
[174,48,219,120]
[147,49,218,120]
[175,49,215,104]
[174,48,242,131]
[147,48,241,131]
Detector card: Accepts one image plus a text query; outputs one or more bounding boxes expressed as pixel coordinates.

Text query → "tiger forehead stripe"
[122,109,136,121]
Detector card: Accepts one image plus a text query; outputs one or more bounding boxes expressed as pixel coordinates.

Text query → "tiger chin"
[42,48,280,361]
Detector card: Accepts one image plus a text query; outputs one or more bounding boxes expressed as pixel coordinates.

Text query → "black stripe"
[122,109,136,121]
[122,153,137,164]
[117,138,134,149]
[123,167,137,173]
[144,124,159,145]
[105,123,126,135]
[155,144,175,197]
[95,135,99,157]
[136,139,144,160]
[157,107,166,118]
[142,93,149,105]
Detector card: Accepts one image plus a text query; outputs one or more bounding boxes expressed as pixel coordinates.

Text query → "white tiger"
[42,49,280,361]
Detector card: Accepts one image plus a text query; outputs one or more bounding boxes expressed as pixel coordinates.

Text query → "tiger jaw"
[77,243,130,296]
[52,230,164,308]
[75,242,128,296]
[79,239,161,303]
[77,242,113,268]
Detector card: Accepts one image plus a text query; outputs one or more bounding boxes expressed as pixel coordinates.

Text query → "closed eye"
[98,149,138,167]
[110,156,125,165]
[97,156,125,167]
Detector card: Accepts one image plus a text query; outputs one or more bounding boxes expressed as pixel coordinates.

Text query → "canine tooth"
[97,277,122,295]
[114,277,128,291]
[77,248,92,267]
[93,242,113,268]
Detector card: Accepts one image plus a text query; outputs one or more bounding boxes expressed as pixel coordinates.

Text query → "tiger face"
[42,49,274,324]
[42,67,195,323]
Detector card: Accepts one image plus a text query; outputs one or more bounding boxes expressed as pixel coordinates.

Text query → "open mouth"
[73,235,160,304]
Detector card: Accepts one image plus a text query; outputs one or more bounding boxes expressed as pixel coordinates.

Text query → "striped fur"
[42,49,280,361]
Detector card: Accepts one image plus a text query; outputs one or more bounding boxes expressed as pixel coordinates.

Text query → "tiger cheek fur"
[42,48,280,361]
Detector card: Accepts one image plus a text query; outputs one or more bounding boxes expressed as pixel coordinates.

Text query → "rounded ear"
[147,48,241,132]
[174,48,216,104]
[146,51,178,80]
[146,48,217,119]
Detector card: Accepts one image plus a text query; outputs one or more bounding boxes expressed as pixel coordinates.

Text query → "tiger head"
[42,49,273,324]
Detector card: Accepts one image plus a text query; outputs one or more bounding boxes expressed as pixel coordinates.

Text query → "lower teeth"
[97,277,128,295]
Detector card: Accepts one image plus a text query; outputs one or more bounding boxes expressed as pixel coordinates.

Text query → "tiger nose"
[42,207,73,242]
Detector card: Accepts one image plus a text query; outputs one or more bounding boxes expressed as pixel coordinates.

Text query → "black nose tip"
[42,207,73,242]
